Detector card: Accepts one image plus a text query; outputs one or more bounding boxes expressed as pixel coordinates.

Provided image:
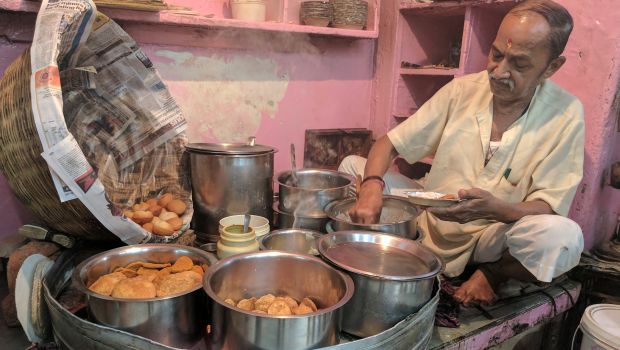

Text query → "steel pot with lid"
[318,231,443,338]
[187,138,277,241]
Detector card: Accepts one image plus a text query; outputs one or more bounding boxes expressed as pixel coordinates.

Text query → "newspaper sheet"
[30,0,189,243]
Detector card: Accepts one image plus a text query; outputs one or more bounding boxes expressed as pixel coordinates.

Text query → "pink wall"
[553,0,620,249]
[0,1,375,238]
[0,0,618,248]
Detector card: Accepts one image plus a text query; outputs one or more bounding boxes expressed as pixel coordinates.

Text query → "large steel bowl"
[203,251,354,350]
[325,195,420,239]
[277,169,354,216]
[73,244,216,348]
[258,228,323,255]
[318,231,442,338]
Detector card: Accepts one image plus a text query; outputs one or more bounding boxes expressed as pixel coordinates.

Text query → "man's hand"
[427,188,506,224]
[348,182,384,224]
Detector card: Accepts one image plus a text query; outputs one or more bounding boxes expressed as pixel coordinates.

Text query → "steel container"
[187,142,276,241]
[318,231,442,338]
[203,251,354,350]
[258,228,323,255]
[277,169,354,216]
[45,248,439,350]
[325,195,420,239]
[273,201,330,232]
[73,244,216,348]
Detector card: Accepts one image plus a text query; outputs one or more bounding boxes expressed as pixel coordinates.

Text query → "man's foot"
[453,269,498,306]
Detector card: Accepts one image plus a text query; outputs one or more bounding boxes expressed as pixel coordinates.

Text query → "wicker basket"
[0,49,116,241]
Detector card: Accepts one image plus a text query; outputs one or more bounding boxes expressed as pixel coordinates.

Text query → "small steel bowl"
[204,251,354,350]
[273,201,330,232]
[325,195,420,239]
[73,244,216,348]
[259,228,323,255]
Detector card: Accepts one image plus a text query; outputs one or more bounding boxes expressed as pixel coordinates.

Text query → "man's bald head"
[507,0,573,60]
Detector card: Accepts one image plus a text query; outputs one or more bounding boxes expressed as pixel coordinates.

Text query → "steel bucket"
[187,140,277,241]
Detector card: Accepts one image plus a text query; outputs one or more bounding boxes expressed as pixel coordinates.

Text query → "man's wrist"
[361,176,385,191]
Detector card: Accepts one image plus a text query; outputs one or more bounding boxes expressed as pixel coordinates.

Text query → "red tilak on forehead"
[507,38,513,49]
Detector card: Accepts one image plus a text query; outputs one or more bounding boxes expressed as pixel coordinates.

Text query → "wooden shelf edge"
[0,1,378,39]
[400,67,459,76]
[400,0,517,10]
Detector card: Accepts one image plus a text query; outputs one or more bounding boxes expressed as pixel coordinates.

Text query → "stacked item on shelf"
[231,0,267,21]
[330,0,368,30]
[94,0,168,11]
[300,1,333,27]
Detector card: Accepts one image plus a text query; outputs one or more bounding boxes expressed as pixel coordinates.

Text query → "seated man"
[342,0,584,305]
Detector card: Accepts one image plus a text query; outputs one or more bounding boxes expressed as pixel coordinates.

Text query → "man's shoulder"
[537,79,584,117]
[453,71,490,87]
[447,71,491,101]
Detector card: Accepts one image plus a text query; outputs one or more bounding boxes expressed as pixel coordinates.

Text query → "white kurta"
[387,71,585,279]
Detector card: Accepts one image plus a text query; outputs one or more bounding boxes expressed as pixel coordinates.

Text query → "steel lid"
[318,231,442,281]
[186,142,276,155]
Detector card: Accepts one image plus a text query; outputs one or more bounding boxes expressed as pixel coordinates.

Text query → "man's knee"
[338,155,366,176]
[509,214,583,252]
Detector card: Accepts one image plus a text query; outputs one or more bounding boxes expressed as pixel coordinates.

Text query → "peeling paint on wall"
[153,50,289,142]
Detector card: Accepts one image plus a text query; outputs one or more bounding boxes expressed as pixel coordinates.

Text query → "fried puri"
[293,303,314,315]
[191,265,204,276]
[125,261,171,270]
[302,297,318,312]
[170,256,194,273]
[255,294,276,312]
[275,296,298,309]
[267,300,292,315]
[89,257,203,299]
[236,298,256,311]
[111,277,157,299]
[156,270,202,297]
[223,293,319,315]
[89,272,128,296]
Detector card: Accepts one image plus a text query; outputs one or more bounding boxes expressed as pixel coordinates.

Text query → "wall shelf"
[400,67,459,76]
[0,0,379,40]
[389,0,517,122]
[399,0,517,11]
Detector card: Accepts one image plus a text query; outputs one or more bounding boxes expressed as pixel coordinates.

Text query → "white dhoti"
[338,155,584,282]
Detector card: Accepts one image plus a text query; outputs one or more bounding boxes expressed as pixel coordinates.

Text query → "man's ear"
[542,56,566,79]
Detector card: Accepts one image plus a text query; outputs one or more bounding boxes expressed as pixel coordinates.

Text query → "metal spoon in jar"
[243,213,251,233]
[290,143,299,187]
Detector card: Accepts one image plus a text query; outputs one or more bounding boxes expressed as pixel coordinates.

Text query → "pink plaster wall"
[0,0,618,248]
[371,0,620,250]
[0,1,375,238]
[553,0,620,249]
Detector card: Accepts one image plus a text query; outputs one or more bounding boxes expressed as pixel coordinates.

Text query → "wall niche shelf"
[0,0,380,40]
[378,0,518,123]
[400,67,459,76]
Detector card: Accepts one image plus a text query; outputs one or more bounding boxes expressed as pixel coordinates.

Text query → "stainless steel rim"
[317,231,443,281]
[273,201,329,219]
[325,195,417,226]
[186,142,277,155]
[276,168,355,191]
[73,243,212,302]
[203,250,354,318]
[258,229,323,251]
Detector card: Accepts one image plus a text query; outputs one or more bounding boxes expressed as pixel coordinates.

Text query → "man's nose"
[491,60,511,79]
